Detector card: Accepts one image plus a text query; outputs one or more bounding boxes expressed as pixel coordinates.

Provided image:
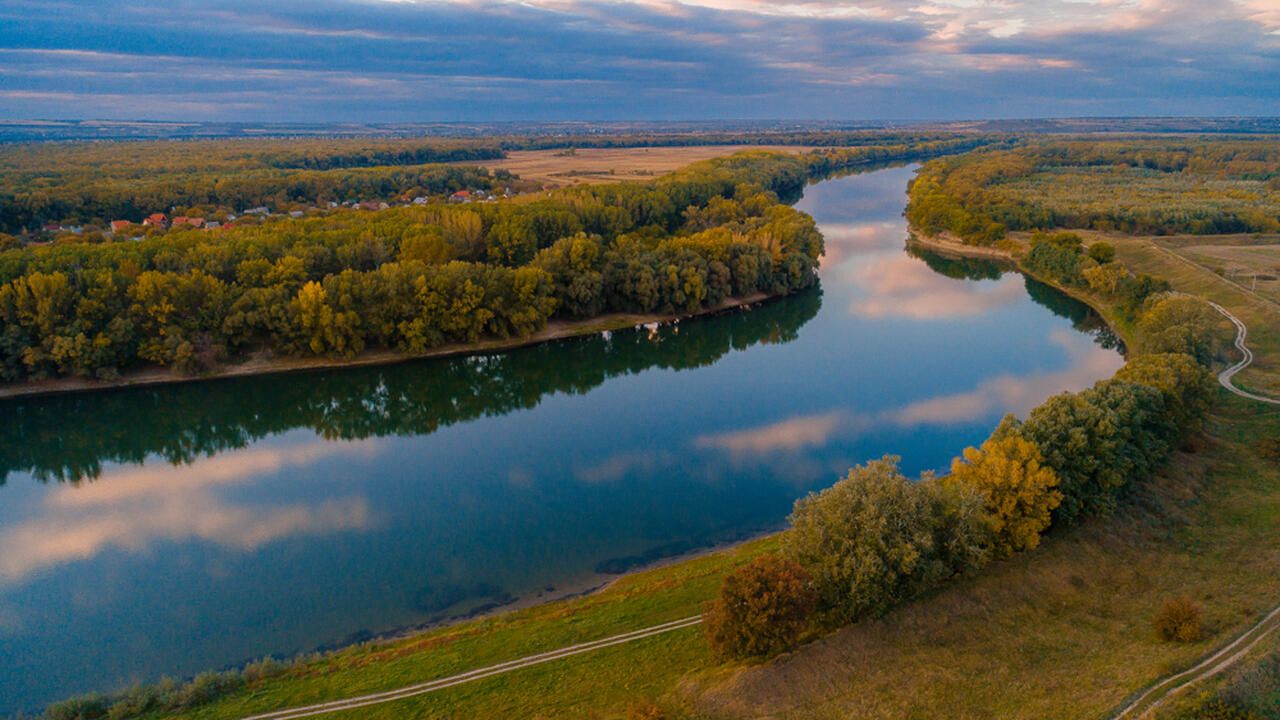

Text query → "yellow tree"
[948,434,1062,558]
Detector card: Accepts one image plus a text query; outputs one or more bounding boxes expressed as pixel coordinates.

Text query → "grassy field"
[471,146,813,187]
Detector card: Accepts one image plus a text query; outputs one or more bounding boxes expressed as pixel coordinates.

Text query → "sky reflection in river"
[0,163,1122,712]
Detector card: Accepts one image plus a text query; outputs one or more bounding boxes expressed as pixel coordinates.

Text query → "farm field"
[471,145,815,186]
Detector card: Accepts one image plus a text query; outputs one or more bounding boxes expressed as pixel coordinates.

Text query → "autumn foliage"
[704,554,817,659]
[947,432,1062,558]
[1155,596,1204,643]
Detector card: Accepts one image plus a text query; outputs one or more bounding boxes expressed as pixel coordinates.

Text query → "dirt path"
[1113,605,1280,719]
[237,616,704,720]
[1207,301,1280,405]
[1110,302,1280,719]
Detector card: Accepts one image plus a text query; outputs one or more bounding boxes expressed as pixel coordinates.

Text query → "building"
[449,190,472,203]
[142,213,168,228]
[110,220,133,233]
[172,216,206,228]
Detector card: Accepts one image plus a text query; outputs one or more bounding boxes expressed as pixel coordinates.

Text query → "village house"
[449,190,472,203]
[172,216,206,228]
[142,213,168,228]
[110,220,133,233]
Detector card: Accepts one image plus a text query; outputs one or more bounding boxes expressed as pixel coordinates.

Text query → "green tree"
[1115,353,1215,436]
[784,456,945,622]
[1137,294,1223,365]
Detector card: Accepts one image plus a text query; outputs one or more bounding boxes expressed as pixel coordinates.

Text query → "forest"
[905,138,1280,243]
[0,137,996,385]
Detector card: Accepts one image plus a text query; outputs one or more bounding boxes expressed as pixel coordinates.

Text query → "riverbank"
[908,229,1137,345]
[0,292,776,400]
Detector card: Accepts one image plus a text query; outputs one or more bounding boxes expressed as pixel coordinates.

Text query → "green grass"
[148,537,778,720]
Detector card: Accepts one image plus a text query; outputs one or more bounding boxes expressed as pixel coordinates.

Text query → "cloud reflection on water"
[693,329,1122,456]
[0,441,376,584]
[850,251,1025,320]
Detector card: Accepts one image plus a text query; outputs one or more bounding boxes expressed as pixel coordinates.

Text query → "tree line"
[0,151,839,383]
[0,288,821,485]
[706,281,1223,659]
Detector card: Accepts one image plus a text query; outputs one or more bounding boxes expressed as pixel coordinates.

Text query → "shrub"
[947,430,1062,558]
[1155,596,1204,642]
[704,554,817,659]
[1087,241,1116,264]
[43,695,108,720]
[784,456,949,622]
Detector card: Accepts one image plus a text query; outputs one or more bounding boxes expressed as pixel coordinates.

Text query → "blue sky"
[0,0,1276,121]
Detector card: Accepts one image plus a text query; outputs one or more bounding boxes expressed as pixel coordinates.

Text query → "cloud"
[0,441,376,584]
[0,0,1273,120]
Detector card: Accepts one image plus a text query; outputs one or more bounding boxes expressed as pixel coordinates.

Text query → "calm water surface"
[0,165,1123,712]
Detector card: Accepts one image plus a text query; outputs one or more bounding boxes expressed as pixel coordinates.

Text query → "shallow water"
[0,164,1123,712]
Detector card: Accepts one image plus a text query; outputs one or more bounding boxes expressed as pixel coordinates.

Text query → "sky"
[0,0,1276,122]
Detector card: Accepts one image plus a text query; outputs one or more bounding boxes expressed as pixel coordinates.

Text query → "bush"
[704,554,817,659]
[1155,596,1204,642]
[43,695,108,720]
[1087,241,1116,264]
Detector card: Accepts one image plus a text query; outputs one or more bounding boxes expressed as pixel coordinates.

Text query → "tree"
[1137,294,1223,365]
[1115,353,1215,437]
[946,430,1062,558]
[783,456,945,621]
[703,554,817,659]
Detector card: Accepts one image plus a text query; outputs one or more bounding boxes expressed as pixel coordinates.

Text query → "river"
[0,164,1124,713]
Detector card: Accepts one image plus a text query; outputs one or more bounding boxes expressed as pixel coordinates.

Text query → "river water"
[0,164,1123,713]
